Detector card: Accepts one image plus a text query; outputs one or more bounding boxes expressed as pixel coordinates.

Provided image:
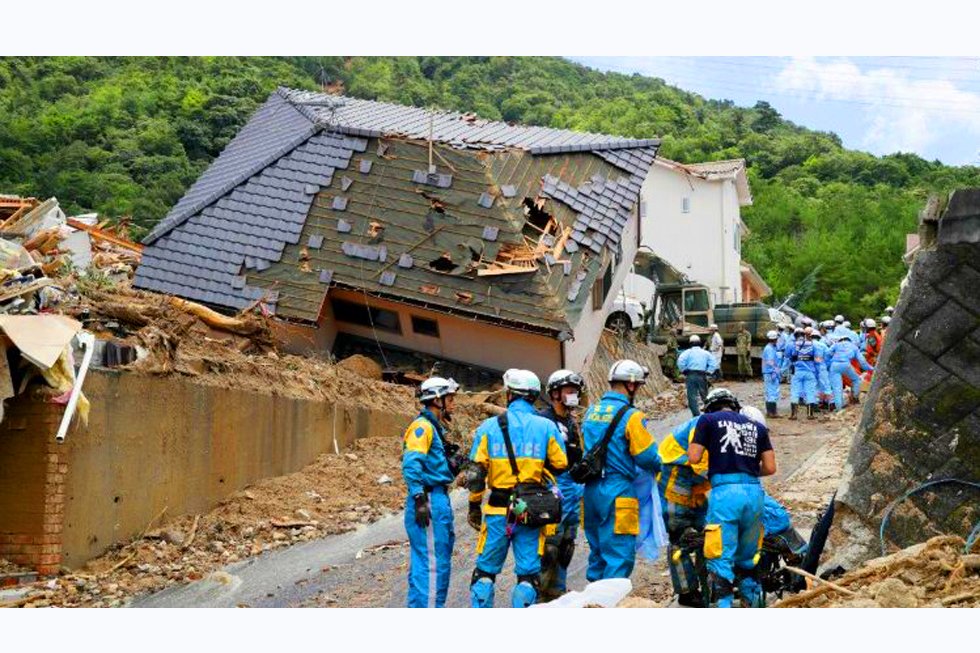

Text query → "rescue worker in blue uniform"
[657,414,710,606]
[827,333,874,411]
[467,369,567,608]
[537,369,586,601]
[810,329,832,411]
[401,376,461,608]
[778,324,794,381]
[582,360,662,581]
[688,389,777,608]
[788,327,820,420]
[677,335,718,417]
[762,330,781,419]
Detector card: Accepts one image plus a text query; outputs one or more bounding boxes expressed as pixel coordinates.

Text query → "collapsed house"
[133,89,660,380]
[831,189,980,569]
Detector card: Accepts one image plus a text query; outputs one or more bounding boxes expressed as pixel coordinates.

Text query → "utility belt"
[685,370,708,376]
[424,484,448,494]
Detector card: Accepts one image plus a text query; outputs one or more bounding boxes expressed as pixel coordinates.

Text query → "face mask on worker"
[562,392,580,408]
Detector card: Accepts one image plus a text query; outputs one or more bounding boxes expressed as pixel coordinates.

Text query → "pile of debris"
[0,196,141,286]
[776,536,980,608]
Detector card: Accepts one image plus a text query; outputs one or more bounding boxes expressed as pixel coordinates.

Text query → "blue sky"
[570,57,980,166]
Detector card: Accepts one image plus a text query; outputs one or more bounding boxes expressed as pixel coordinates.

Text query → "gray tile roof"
[135,88,660,317]
[145,93,317,245]
[134,130,365,309]
[540,151,653,253]
[281,88,660,155]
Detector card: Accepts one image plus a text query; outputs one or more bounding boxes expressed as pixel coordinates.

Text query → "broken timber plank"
[66,218,144,254]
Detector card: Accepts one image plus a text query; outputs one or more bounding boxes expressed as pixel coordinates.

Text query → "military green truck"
[627,252,787,369]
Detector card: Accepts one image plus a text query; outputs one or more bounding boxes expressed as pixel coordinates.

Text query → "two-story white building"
[636,157,761,305]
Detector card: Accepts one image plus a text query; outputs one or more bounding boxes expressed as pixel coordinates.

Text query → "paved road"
[135,380,821,608]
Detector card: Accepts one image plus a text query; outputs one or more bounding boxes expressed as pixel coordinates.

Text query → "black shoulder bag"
[498,413,562,528]
[567,404,632,484]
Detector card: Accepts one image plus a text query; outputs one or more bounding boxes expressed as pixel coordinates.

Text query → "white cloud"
[774,57,980,159]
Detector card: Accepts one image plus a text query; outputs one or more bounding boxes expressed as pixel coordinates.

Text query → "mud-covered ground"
[1,379,857,608]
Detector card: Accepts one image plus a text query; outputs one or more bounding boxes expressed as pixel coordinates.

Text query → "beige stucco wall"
[325,288,562,381]
[58,369,413,567]
[275,296,337,356]
[564,209,641,375]
[639,165,743,304]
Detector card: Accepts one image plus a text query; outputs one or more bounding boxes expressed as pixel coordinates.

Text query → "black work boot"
[766,401,778,418]
[807,404,817,420]
[789,403,799,420]
[678,590,705,608]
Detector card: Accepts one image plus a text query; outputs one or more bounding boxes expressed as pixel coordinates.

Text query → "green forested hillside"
[1,56,977,318]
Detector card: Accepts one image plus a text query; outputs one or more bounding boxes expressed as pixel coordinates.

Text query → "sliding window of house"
[411,315,440,338]
[331,298,402,334]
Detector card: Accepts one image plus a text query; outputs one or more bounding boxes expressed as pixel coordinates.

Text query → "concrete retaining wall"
[0,369,414,570]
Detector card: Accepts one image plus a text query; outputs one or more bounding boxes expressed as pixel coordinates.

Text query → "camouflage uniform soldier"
[736,323,753,381]
[663,328,681,382]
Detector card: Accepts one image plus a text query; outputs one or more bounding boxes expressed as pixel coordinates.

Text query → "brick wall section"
[835,189,980,565]
[0,394,67,575]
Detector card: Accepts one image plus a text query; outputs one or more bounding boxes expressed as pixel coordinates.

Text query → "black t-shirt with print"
[691,411,773,477]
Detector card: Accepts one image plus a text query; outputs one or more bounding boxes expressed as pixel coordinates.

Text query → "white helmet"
[882,316,892,325]
[885,306,894,314]
[418,377,459,404]
[503,368,541,398]
[864,318,877,328]
[834,315,844,323]
[766,330,778,340]
[689,334,702,344]
[709,324,718,330]
[741,405,766,427]
[546,369,584,394]
[843,320,851,328]
[608,359,649,385]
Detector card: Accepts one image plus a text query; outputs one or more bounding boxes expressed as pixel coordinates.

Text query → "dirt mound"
[775,536,980,608]
[335,354,383,380]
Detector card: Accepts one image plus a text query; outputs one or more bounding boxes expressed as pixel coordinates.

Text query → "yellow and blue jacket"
[401,410,454,498]
[581,392,661,480]
[468,398,567,516]
[656,416,710,509]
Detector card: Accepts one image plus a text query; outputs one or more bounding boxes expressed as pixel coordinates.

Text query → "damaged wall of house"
[322,288,562,379]
[829,189,980,570]
[564,203,641,374]
[0,369,415,569]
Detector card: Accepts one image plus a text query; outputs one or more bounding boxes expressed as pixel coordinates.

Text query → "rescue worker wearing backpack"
[467,369,568,608]
[401,377,461,608]
[537,370,586,601]
[580,360,662,581]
